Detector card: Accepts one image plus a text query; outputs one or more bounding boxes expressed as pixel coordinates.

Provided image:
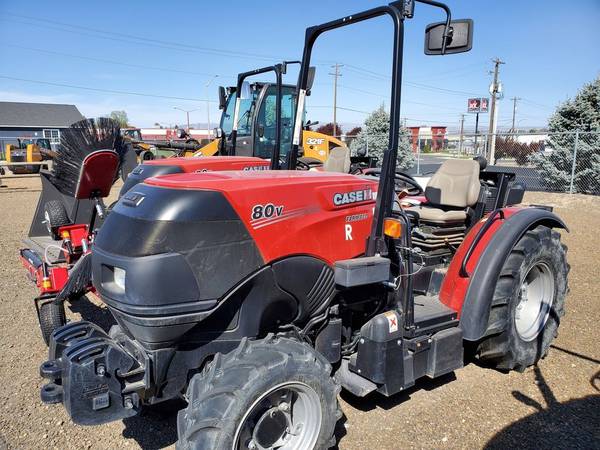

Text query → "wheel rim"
[515,261,555,341]
[233,381,322,450]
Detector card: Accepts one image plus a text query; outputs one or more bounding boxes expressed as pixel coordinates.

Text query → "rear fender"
[439,207,568,341]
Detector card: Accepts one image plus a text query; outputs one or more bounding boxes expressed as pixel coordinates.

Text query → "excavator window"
[254,85,296,159]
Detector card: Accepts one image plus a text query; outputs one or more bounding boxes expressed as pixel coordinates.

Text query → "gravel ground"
[0,175,598,450]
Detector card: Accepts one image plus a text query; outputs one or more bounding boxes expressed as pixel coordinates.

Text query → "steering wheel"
[362,168,424,196]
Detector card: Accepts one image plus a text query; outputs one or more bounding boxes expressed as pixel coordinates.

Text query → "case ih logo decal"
[243,165,269,170]
[333,188,373,206]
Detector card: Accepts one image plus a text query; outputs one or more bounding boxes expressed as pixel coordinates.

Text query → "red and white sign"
[384,311,398,333]
[467,97,489,113]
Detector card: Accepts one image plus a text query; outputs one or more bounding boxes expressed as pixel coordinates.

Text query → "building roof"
[0,102,84,128]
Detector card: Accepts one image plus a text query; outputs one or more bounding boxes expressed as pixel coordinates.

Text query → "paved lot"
[0,175,598,449]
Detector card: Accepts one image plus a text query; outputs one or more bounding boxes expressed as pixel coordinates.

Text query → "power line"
[4,13,286,62]
[4,12,487,99]
[520,98,555,111]
[0,75,217,103]
[5,43,236,79]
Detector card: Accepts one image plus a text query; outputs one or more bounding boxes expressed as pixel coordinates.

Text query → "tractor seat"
[407,159,481,225]
[323,147,351,173]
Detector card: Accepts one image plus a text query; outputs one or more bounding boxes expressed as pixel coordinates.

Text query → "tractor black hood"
[119,164,184,197]
[92,183,263,346]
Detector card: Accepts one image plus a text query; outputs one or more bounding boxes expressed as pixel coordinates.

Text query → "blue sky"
[1,0,598,132]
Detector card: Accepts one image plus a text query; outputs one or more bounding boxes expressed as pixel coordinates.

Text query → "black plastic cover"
[92,183,264,345]
[119,164,183,197]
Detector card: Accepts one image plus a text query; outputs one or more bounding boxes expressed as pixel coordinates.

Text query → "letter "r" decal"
[345,224,353,241]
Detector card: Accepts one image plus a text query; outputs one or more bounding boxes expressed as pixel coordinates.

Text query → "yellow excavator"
[117,77,347,179]
[191,81,346,162]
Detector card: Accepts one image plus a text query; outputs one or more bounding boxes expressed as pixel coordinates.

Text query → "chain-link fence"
[340,130,600,195]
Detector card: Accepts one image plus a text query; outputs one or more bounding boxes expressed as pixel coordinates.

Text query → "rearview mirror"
[240,81,252,100]
[424,19,473,55]
[306,67,316,92]
[214,127,223,138]
[218,86,227,110]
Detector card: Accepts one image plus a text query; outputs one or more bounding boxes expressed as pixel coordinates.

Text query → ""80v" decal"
[251,203,284,221]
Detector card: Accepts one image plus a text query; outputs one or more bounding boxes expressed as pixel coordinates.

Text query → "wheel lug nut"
[278,402,289,411]
[248,440,256,450]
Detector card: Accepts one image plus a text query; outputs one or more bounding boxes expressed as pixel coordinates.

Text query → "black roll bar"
[229,64,284,170]
[289,0,453,257]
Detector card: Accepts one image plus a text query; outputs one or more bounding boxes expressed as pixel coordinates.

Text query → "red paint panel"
[439,207,521,315]
[47,267,69,294]
[58,224,89,248]
[145,156,269,172]
[76,150,120,199]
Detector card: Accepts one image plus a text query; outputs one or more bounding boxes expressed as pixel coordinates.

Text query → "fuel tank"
[93,170,377,347]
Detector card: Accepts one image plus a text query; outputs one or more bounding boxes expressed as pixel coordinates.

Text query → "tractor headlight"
[114,267,126,291]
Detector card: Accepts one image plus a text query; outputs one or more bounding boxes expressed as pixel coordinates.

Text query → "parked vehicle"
[38,3,568,449]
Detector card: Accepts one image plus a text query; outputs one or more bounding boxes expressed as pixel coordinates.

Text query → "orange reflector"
[42,278,52,289]
[61,230,70,239]
[383,218,403,239]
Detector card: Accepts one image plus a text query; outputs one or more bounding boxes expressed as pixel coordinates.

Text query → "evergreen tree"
[350,105,414,169]
[530,76,600,193]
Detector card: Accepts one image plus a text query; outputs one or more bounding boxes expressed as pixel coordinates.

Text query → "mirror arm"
[414,0,452,53]
[282,60,301,74]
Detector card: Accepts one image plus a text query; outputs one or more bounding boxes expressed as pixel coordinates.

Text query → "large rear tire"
[176,336,340,450]
[476,225,568,371]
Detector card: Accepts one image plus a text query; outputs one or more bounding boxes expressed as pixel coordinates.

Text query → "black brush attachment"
[51,118,129,197]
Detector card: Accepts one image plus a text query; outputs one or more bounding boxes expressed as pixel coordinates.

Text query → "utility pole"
[510,96,521,132]
[487,57,505,163]
[329,63,343,137]
[458,114,465,155]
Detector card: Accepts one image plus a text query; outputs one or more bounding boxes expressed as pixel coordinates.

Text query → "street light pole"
[173,107,199,133]
[205,75,218,140]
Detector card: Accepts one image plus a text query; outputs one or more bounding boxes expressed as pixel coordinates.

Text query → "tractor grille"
[10,154,26,163]
[305,266,335,315]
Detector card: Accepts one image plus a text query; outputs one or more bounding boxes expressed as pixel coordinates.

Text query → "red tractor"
[39,2,568,449]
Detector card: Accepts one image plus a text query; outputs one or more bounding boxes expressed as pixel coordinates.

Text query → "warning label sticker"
[384,311,398,333]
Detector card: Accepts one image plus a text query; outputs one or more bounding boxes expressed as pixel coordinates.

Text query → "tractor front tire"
[43,200,70,240]
[177,336,340,450]
[38,301,66,345]
[476,225,568,371]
